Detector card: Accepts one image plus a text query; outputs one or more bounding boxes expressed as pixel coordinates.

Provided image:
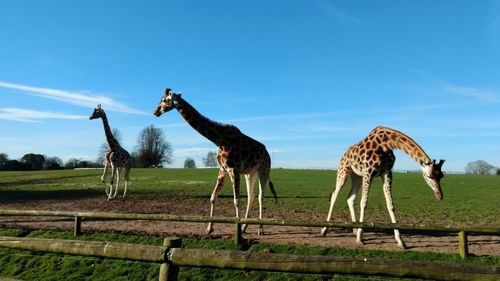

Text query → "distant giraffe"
[90,105,131,200]
[321,126,444,248]
[154,88,277,235]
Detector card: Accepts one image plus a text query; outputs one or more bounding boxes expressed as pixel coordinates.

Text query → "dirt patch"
[0,194,498,256]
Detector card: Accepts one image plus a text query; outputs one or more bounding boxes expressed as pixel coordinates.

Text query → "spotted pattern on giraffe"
[321,126,445,249]
[154,88,277,236]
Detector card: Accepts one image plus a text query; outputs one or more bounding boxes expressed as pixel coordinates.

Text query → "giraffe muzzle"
[434,190,443,201]
[153,109,162,117]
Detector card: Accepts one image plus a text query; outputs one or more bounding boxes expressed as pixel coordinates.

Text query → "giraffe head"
[153,88,181,117]
[89,104,104,120]
[422,159,445,201]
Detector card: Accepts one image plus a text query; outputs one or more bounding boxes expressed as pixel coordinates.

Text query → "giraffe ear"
[165,88,172,95]
[437,159,445,167]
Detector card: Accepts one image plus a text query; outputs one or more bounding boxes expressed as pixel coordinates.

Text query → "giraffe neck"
[100,112,119,150]
[375,127,431,166]
[175,96,238,146]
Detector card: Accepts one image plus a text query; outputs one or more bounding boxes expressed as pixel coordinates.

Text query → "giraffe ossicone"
[321,126,445,248]
[154,88,277,235]
[90,105,132,201]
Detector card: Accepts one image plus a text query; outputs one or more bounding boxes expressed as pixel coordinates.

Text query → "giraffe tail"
[269,180,278,203]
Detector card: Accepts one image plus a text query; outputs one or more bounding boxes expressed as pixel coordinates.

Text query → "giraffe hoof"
[398,242,407,249]
[320,227,328,236]
[356,240,365,245]
[257,227,264,236]
[206,225,214,235]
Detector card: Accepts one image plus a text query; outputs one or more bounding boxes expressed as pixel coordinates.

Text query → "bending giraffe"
[153,88,277,235]
[89,105,132,200]
[320,126,444,248]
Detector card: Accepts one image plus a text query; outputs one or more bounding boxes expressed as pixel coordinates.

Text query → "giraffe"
[153,88,277,235]
[320,126,444,248]
[89,105,132,200]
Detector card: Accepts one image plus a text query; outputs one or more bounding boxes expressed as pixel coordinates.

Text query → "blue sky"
[1,1,500,172]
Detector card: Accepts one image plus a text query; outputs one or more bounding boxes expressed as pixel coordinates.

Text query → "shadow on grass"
[0,174,93,188]
[0,188,102,203]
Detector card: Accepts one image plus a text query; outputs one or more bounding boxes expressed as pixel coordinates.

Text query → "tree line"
[3,123,494,174]
[0,125,221,171]
[0,125,171,171]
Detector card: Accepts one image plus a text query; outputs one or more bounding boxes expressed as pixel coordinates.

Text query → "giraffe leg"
[356,175,372,245]
[347,174,362,235]
[382,172,406,249]
[113,168,120,198]
[321,168,349,236]
[207,168,226,234]
[229,170,241,218]
[108,166,116,201]
[242,172,257,234]
[101,161,110,196]
[256,165,272,235]
[122,166,131,198]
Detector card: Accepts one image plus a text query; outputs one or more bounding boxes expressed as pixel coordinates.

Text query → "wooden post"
[235,222,242,247]
[159,237,182,281]
[74,216,82,236]
[458,231,469,259]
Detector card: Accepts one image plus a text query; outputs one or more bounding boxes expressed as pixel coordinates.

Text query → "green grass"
[0,227,498,281]
[0,168,499,280]
[2,168,497,226]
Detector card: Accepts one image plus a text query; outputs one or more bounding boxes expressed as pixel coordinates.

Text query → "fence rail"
[0,236,498,281]
[0,209,499,259]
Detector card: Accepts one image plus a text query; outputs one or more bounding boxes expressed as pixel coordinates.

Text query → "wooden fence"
[0,209,499,259]
[0,236,498,281]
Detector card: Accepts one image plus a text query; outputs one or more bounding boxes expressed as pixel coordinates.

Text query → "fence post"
[458,231,468,259]
[159,237,182,281]
[74,216,82,236]
[235,222,242,247]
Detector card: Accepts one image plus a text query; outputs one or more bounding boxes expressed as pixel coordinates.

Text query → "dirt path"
[0,195,498,256]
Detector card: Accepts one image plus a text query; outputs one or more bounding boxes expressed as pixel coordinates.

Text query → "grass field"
[1,168,499,227]
[0,168,499,280]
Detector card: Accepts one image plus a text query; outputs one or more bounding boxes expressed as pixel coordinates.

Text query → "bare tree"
[202,151,218,167]
[0,153,8,168]
[44,156,63,170]
[465,160,496,175]
[135,125,173,168]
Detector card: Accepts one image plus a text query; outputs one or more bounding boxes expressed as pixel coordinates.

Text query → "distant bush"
[184,158,196,169]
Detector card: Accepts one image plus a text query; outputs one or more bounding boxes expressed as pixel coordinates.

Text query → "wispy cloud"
[173,147,213,158]
[222,110,362,124]
[409,68,500,103]
[0,108,87,123]
[441,84,500,103]
[313,0,367,27]
[0,81,146,114]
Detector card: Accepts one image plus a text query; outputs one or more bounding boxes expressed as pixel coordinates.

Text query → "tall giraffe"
[90,105,132,200]
[320,126,444,248]
[153,88,277,235]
